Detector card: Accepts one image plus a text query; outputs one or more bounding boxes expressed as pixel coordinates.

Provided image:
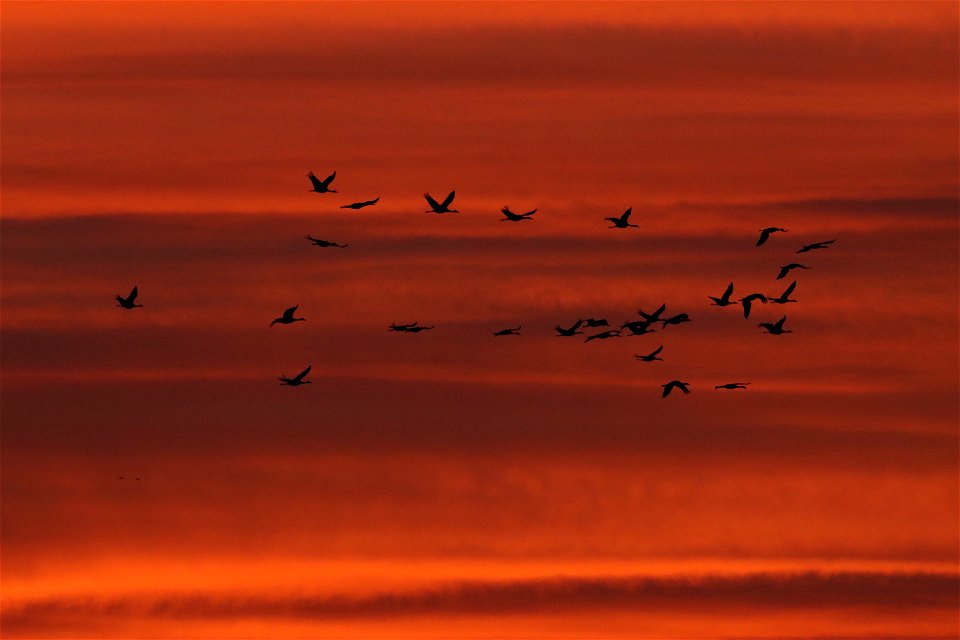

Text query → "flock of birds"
[116,169,837,398]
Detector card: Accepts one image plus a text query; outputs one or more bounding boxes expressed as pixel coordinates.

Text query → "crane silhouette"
[638,304,666,323]
[555,320,585,337]
[424,191,458,213]
[500,206,537,222]
[585,329,621,342]
[661,312,691,328]
[769,281,798,304]
[270,305,305,327]
[709,282,737,307]
[340,197,379,209]
[307,171,337,193]
[388,322,419,332]
[777,263,810,280]
[279,365,312,386]
[605,207,638,228]
[740,293,768,319]
[635,345,664,362]
[305,235,348,248]
[756,227,788,246]
[493,326,522,336]
[759,316,792,335]
[661,380,691,397]
[116,286,142,309]
[715,382,750,390]
[797,239,836,253]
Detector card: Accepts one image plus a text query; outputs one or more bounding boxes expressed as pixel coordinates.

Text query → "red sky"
[2,2,958,638]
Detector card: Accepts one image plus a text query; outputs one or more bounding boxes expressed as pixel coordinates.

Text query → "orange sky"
[2,2,958,638]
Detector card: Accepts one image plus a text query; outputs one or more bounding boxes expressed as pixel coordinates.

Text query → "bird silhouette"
[740,293,767,319]
[555,320,584,336]
[661,380,691,397]
[424,191,458,213]
[583,318,609,328]
[769,281,798,304]
[777,263,810,280]
[500,206,537,222]
[307,171,337,193]
[638,304,666,323]
[759,316,792,335]
[305,235,348,248]
[279,364,312,386]
[494,326,522,336]
[388,322,418,332]
[756,227,788,246]
[340,197,379,209]
[621,320,656,336]
[270,305,305,327]
[661,312,691,328]
[116,286,142,309]
[709,282,737,307]
[797,239,836,253]
[399,325,434,333]
[605,207,638,228]
[715,382,750,390]
[585,329,621,342]
[635,345,664,362]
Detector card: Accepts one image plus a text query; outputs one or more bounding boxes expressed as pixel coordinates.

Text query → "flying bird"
[740,293,768,319]
[621,320,656,336]
[400,325,434,333]
[635,345,664,362]
[270,305,305,327]
[555,320,584,337]
[709,282,737,307]
[307,171,337,193]
[797,239,836,253]
[583,318,609,328]
[715,382,750,390]
[638,304,667,323]
[661,380,691,398]
[777,263,810,280]
[605,207,638,229]
[305,235,348,248]
[759,315,792,335]
[769,281,798,304]
[424,191,458,213]
[116,286,142,309]
[500,206,537,222]
[388,322,419,332]
[279,365,312,386]
[340,197,379,209]
[756,227,788,246]
[493,326,522,336]
[585,329,621,342]
[661,313,691,328]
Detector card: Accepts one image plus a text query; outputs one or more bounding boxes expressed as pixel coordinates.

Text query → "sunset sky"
[2,2,958,638]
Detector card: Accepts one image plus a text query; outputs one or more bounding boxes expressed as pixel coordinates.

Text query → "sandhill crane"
[493,326,522,336]
[769,281,798,304]
[709,282,737,307]
[635,345,664,362]
[638,304,666,323]
[307,171,337,193]
[661,380,691,397]
[756,227,788,246]
[400,325,434,333]
[116,286,142,309]
[715,382,750,390]
[740,293,767,319]
[500,206,537,222]
[340,197,379,209]
[305,235,348,248]
[424,191,458,213]
[661,313,691,328]
[759,316,792,335]
[777,263,810,280]
[388,322,419,332]
[621,320,656,336]
[270,305,305,327]
[605,207,638,229]
[583,318,609,328]
[797,239,836,253]
[585,329,621,342]
[279,365,312,386]
[555,320,585,337]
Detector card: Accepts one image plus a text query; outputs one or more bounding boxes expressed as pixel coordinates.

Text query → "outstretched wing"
[662,383,673,398]
[282,305,298,320]
[620,207,632,222]
[781,281,797,297]
[774,316,787,330]
[756,229,771,246]
[501,206,515,217]
[424,192,442,210]
[128,286,138,302]
[321,171,336,187]
[521,209,537,217]
[722,282,734,299]
[742,298,753,319]
[307,172,323,190]
[649,345,664,357]
[440,190,456,209]
[294,365,312,382]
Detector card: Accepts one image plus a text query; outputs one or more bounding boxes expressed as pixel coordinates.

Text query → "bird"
[709,282,737,307]
[279,365,312,386]
[388,322,419,332]
[661,380,691,397]
[756,227,788,246]
[715,382,750,390]
[116,286,142,309]
[400,325,434,333]
[621,320,656,336]
[270,305,305,327]
[305,235,348,248]
[340,197,379,209]
[424,191,458,213]
[661,313,691,328]
[769,281,798,304]
[307,171,337,193]
[635,345,664,362]
[585,329,621,342]
[583,318,609,328]
[605,207,638,229]
[797,239,836,253]
[777,263,810,280]
[500,206,537,222]
[740,293,767,319]
[759,316,792,335]
[493,326,521,336]
[638,304,666,323]
[555,320,584,337]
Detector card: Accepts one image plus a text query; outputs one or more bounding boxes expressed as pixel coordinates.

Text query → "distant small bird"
[756,227,788,246]
[740,293,767,319]
[270,305,305,327]
[621,320,656,336]
[424,191,458,213]
[661,380,691,397]
[400,325,434,333]
[555,320,584,337]
[797,239,836,253]
[494,326,521,336]
[605,207,638,229]
[116,286,142,309]
[777,263,810,280]
[759,316,792,335]
[279,364,312,386]
[500,206,537,222]
[769,281,798,304]
[661,313,691,328]
[709,282,737,307]
[340,197,379,209]
[715,382,750,390]
[635,345,664,362]
[585,329,621,342]
[308,171,337,193]
[305,235,348,248]
[583,318,609,328]
[638,304,666,323]
[388,322,419,332]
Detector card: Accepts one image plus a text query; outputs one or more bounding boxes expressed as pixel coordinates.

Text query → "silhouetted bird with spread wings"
[396,324,434,333]
[797,239,836,253]
[585,329,621,342]
[709,282,737,307]
[715,382,750,390]
[777,263,810,280]
[388,322,419,332]
[583,318,609,328]
[307,171,337,193]
[341,197,379,209]
[500,206,537,222]
[759,316,792,335]
[279,365,312,386]
[116,286,142,309]
[661,380,691,397]
[305,235,348,248]
[605,207,638,228]
[555,320,584,337]
[424,191,458,213]
[635,345,664,362]
[756,227,788,246]
[493,326,522,336]
[769,281,798,304]
[270,305,305,327]
[661,313,691,328]
[740,293,767,319]
[638,304,667,323]
[621,320,656,336]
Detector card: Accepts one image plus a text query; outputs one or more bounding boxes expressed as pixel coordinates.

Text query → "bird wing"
[440,190,456,209]
[424,192,441,210]
[774,316,787,330]
[662,383,673,397]
[522,209,537,217]
[679,383,690,394]
[307,172,323,189]
[776,266,788,279]
[620,207,632,222]
[294,365,312,381]
[501,206,515,217]
[722,282,734,300]
[756,229,771,246]
[650,345,664,357]
[127,286,138,302]
[321,171,336,187]
[742,298,752,318]
[781,281,797,297]
[283,305,298,320]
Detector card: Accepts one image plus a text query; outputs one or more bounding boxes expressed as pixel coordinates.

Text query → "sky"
[1,2,958,638]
